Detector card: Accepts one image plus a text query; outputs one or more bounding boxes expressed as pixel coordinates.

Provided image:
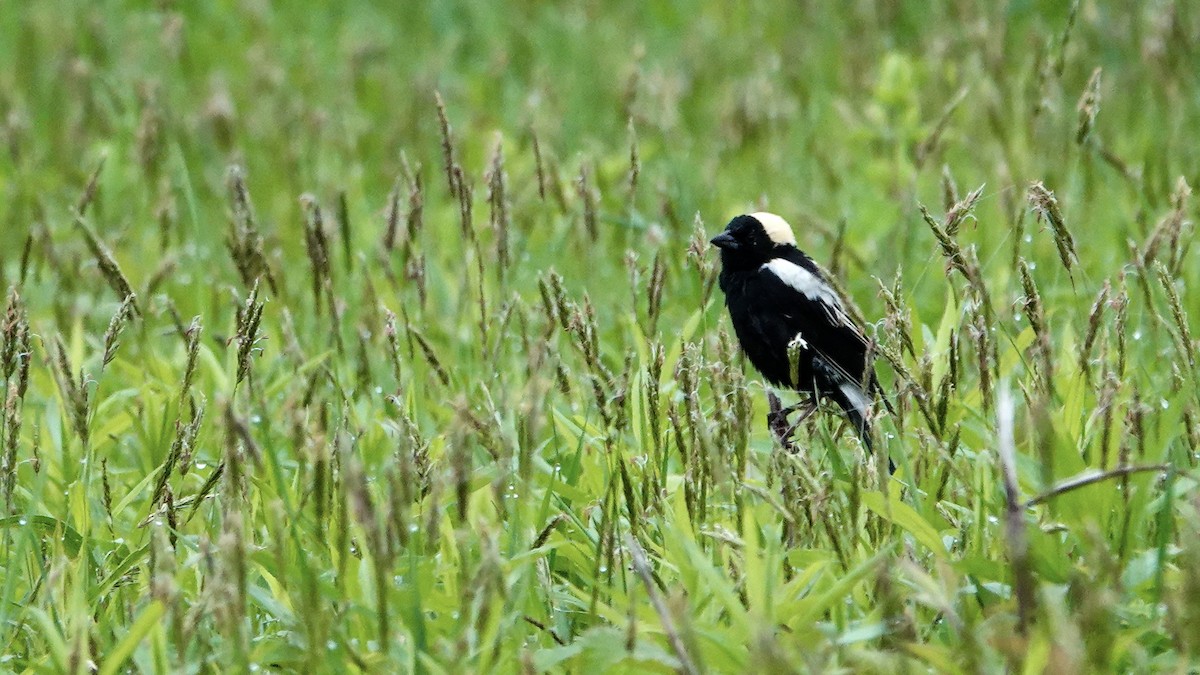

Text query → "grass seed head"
[100,293,138,370]
[76,219,140,314]
[225,165,278,294]
[576,161,599,241]
[233,280,265,388]
[435,90,459,198]
[486,133,511,273]
[1028,181,1078,278]
[1075,67,1102,145]
[1080,280,1111,379]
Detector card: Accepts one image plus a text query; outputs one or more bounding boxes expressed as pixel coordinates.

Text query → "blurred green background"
[1,1,1198,672]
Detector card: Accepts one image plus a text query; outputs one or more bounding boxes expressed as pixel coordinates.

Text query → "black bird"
[710,212,885,449]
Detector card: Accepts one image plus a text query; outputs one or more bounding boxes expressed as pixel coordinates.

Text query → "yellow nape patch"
[751,211,796,245]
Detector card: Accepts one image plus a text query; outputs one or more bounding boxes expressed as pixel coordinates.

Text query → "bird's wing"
[751,257,875,389]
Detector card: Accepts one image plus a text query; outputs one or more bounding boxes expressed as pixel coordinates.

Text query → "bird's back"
[720,257,872,395]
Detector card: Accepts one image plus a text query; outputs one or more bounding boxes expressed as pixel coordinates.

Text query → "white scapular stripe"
[751,212,797,245]
[762,258,843,309]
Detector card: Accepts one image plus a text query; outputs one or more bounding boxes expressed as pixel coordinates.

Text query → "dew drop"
[408,524,419,533]
[374,386,383,394]
[196,461,208,470]
[17,518,27,526]
[1160,399,1169,410]
[1133,330,1143,341]
[598,566,608,574]
[1023,235,1033,243]
[327,640,337,651]
[251,415,262,424]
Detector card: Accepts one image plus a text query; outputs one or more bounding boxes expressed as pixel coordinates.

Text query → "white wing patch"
[763,258,845,309]
[751,212,797,245]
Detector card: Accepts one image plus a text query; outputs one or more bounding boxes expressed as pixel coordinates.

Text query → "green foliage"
[1,1,1198,671]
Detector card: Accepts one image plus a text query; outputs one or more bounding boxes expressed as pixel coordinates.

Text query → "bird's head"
[710,212,798,269]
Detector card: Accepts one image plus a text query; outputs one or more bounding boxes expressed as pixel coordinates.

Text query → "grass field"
[2,1,1198,672]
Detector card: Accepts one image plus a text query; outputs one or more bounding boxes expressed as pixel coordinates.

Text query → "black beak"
[710,232,739,250]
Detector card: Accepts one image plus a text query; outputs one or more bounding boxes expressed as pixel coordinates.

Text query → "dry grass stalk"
[1078,280,1111,381]
[383,310,403,392]
[646,251,666,333]
[233,280,265,387]
[151,398,204,509]
[626,117,640,209]
[1154,261,1196,376]
[75,219,140,315]
[404,159,425,245]
[1026,464,1168,507]
[1019,259,1053,394]
[381,176,403,252]
[2,289,31,392]
[1140,177,1192,270]
[1165,178,1193,272]
[944,184,984,237]
[300,194,334,316]
[435,90,459,198]
[485,133,511,274]
[627,535,701,675]
[50,334,90,447]
[1112,284,1130,378]
[455,164,474,241]
[915,87,968,168]
[76,153,107,217]
[1076,67,1102,145]
[179,317,202,406]
[405,254,427,310]
[407,325,450,386]
[576,161,599,241]
[531,126,547,201]
[686,214,717,306]
[1027,181,1078,279]
[2,382,21,509]
[941,164,960,212]
[997,386,1035,633]
[225,166,278,294]
[100,293,138,370]
[969,299,995,415]
[335,190,352,271]
[1054,0,1081,76]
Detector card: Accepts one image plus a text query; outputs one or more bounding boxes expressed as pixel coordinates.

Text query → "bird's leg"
[767,392,792,448]
[767,393,818,451]
[781,399,819,440]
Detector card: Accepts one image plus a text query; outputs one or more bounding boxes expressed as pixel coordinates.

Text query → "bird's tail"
[834,381,873,450]
[835,381,896,472]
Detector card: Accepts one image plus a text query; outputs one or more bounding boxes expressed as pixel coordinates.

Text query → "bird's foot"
[782,401,819,440]
[767,394,818,451]
[766,393,792,442]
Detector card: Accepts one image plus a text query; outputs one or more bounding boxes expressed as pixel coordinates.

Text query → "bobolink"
[711,212,884,449]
